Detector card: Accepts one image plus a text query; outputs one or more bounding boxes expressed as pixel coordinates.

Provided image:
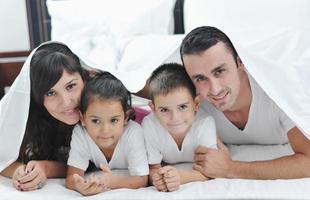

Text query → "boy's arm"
[178,168,208,184]
[108,175,148,189]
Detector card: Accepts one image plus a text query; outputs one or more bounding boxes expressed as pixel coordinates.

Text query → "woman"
[0,42,89,191]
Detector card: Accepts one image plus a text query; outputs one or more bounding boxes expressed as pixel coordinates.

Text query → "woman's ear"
[79,111,86,126]
[148,100,155,112]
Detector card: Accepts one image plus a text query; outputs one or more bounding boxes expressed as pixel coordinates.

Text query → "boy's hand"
[159,166,180,192]
[73,173,107,196]
[152,171,168,192]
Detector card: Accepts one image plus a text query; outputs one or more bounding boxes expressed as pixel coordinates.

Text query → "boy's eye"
[45,90,55,97]
[91,119,100,124]
[179,104,188,111]
[111,118,119,124]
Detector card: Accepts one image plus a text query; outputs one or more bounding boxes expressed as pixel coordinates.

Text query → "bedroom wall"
[0,0,30,52]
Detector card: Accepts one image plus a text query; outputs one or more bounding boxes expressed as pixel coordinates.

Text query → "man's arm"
[194,127,310,179]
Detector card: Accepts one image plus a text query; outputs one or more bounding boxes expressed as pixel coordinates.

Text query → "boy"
[142,63,217,192]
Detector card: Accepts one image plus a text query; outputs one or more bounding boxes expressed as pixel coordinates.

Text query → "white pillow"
[184,0,310,33]
[47,0,176,41]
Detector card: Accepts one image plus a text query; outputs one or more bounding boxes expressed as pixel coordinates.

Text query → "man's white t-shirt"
[142,111,217,165]
[201,75,295,145]
[68,120,149,176]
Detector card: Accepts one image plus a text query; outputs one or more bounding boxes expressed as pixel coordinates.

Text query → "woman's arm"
[0,161,23,178]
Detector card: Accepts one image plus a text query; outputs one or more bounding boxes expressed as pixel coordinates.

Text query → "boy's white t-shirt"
[68,120,149,176]
[201,75,295,145]
[142,110,217,165]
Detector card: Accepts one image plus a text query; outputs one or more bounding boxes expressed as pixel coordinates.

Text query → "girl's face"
[81,98,127,152]
[43,70,84,125]
[150,87,199,137]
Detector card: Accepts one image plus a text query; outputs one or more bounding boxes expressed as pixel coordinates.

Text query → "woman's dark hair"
[180,26,239,64]
[80,71,135,120]
[19,42,88,163]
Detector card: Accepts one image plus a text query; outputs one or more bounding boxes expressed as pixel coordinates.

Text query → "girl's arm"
[148,164,161,185]
[65,166,85,190]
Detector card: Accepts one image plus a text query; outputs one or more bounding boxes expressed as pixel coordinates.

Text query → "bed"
[1,0,310,199]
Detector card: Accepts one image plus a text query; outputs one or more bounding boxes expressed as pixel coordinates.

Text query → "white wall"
[0,0,30,52]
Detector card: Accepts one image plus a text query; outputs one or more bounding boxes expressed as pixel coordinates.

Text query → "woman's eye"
[67,83,76,90]
[46,90,55,97]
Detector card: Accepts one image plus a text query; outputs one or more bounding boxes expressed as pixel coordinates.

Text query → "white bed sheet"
[1,144,310,200]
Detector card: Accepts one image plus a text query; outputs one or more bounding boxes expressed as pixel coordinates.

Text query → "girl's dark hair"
[180,26,239,64]
[19,42,88,163]
[148,63,196,101]
[80,71,135,120]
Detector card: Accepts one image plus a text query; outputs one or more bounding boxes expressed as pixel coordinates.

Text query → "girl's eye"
[111,118,119,124]
[91,119,100,124]
[159,108,169,113]
[179,104,188,111]
[66,83,76,90]
[46,90,55,97]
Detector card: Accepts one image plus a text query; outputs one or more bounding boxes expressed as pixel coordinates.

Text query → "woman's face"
[43,70,84,125]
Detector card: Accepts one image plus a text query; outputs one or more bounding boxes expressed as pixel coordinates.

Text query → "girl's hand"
[13,161,47,191]
[99,164,113,189]
[159,166,181,192]
[73,173,108,196]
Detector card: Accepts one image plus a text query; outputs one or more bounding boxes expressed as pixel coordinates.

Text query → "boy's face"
[150,87,199,136]
[80,98,127,152]
[183,42,244,112]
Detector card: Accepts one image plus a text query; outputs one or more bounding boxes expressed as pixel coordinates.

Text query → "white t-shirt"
[142,111,217,165]
[68,120,149,176]
[201,75,295,145]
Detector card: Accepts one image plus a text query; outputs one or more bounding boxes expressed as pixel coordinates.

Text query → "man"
[180,26,310,179]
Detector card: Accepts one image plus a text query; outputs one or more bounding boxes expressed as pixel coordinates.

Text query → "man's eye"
[214,69,225,76]
[195,76,207,83]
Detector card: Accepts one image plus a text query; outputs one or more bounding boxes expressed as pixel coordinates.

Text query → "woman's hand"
[13,161,47,191]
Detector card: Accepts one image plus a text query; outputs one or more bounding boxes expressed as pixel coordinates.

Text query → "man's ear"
[79,111,86,126]
[236,56,244,70]
[148,100,155,112]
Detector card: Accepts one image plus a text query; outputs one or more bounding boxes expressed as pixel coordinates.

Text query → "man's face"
[183,42,243,112]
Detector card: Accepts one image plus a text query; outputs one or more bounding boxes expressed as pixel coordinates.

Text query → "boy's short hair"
[148,63,196,101]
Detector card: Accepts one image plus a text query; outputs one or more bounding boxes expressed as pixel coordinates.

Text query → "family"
[1,26,310,195]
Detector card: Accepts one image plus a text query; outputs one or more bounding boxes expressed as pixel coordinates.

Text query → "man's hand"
[193,139,233,178]
[13,161,47,191]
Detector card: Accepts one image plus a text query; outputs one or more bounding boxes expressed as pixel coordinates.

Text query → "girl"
[66,71,149,196]
[0,42,89,191]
